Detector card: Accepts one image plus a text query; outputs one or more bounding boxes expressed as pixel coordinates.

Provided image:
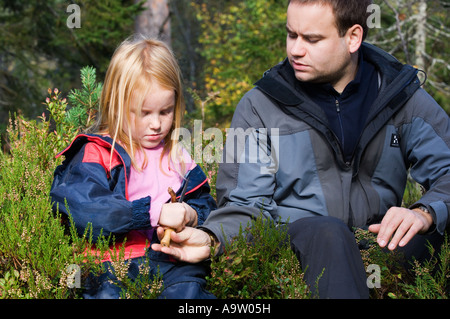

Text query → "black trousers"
[288,216,369,299]
[287,216,444,299]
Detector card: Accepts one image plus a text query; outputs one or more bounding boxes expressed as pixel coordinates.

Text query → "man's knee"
[287,215,360,267]
[287,216,369,299]
[288,216,353,245]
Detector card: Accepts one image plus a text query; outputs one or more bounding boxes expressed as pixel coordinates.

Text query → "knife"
[177,176,190,203]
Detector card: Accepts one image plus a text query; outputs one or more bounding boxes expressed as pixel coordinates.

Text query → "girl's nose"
[148,115,161,130]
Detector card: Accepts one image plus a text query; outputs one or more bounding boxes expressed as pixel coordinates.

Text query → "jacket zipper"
[335,98,350,166]
[335,98,345,149]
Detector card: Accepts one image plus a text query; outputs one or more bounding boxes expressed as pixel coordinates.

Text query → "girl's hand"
[158,202,198,232]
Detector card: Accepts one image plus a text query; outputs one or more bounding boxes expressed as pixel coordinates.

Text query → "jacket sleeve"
[180,165,217,226]
[200,90,277,249]
[185,185,217,226]
[402,89,450,235]
[50,144,151,243]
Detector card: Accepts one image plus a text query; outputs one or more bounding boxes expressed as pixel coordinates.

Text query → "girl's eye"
[161,107,174,115]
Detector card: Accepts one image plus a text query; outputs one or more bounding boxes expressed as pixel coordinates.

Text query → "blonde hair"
[94,35,186,175]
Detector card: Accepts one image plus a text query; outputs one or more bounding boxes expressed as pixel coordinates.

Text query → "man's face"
[286,2,356,92]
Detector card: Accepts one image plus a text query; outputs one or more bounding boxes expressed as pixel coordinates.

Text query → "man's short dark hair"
[288,0,373,40]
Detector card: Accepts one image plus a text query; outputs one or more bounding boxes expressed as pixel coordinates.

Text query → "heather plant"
[400,234,450,299]
[0,114,87,298]
[46,66,102,151]
[355,228,410,299]
[206,215,311,299]
[108,252,164,299]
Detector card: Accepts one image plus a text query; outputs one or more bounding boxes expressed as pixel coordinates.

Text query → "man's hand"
[151,226,214,264]
[368,206,433,250]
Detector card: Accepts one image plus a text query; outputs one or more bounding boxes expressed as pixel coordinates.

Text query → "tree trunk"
[414,0,427,73]
[134,0,171,46]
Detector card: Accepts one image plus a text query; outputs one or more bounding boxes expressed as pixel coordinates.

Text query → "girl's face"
[128,81,175,149]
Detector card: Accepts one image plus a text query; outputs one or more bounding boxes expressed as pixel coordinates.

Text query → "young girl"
[50,36,216,299]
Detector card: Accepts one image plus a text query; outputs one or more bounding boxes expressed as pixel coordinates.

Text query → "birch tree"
[367,0,449,111]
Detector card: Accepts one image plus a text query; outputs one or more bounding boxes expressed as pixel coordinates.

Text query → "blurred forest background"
[0,0,448,136]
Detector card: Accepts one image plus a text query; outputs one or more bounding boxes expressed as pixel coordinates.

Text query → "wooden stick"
[161,187,177,247]
[168,187,177,203]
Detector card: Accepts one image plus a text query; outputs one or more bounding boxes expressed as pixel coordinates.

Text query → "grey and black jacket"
[201,42,450,247]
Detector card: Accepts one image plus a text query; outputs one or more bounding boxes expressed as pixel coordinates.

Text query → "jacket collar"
[57,134,132,171]
[255,42,419,109]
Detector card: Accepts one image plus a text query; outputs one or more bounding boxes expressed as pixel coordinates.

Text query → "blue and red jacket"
[50,134,216,260]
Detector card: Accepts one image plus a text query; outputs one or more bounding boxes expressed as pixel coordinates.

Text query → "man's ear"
[346,24,363,53]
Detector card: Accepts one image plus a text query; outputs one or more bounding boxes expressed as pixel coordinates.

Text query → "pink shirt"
[128,143,196,230]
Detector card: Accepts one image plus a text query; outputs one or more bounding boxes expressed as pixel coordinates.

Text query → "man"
[152,0,450,298]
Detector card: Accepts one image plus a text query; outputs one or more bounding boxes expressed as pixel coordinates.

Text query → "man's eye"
[305,37,321,44]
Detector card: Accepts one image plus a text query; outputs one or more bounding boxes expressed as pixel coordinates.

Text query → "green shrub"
[0,113,85,298]
[400,234,450,299]
[206,215,311,299]
[66,66,102,131]
[355,228,411,299]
